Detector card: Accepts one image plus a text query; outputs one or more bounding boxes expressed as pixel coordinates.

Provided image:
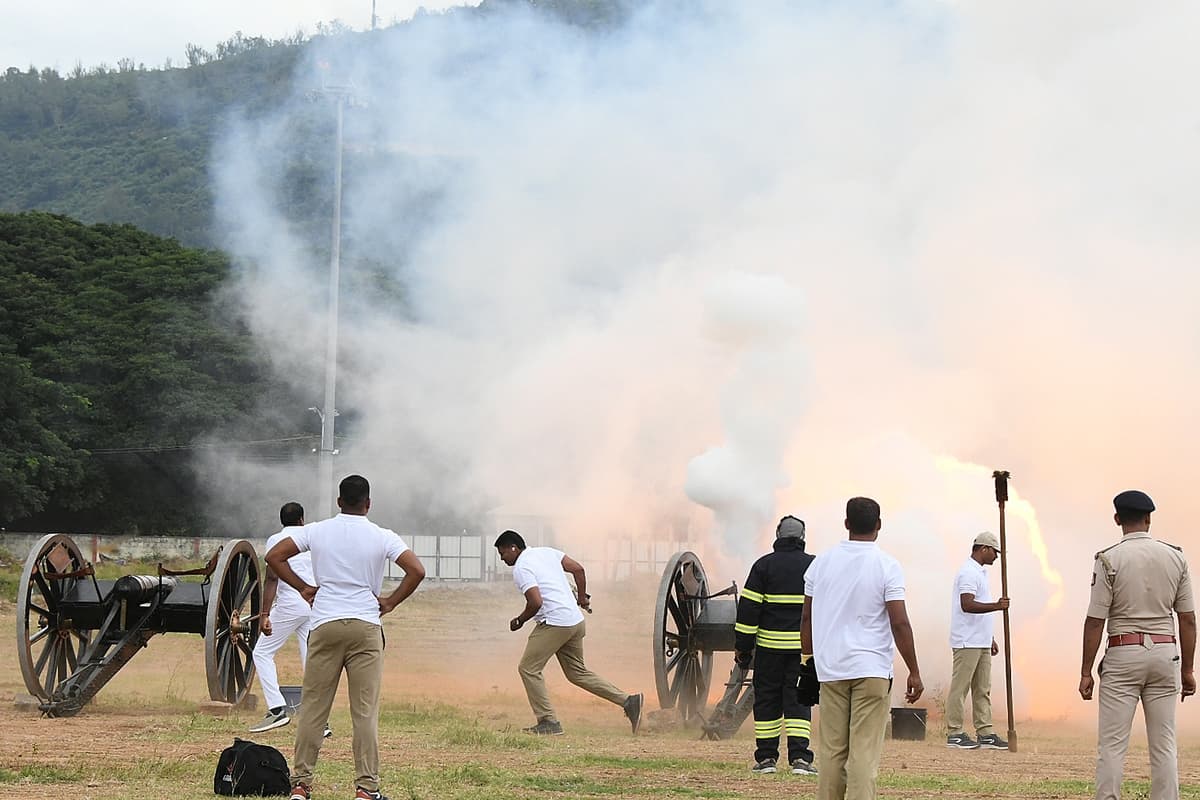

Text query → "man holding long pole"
[992,470,1019,752]
[945,531,1009,750]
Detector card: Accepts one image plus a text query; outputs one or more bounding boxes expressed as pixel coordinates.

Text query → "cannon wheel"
[16,534,92,701]
[653,551,714,724]
[205,539,262,704]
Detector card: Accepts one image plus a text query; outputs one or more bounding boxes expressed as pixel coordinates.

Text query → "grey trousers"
[1095,641,1179,800]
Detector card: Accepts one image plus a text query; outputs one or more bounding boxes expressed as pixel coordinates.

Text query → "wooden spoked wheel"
[204,539,262,704]
[16,534,92,702]
[653,551,714,724]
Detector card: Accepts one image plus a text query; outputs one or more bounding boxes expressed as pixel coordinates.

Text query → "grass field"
[1,557,1198,799]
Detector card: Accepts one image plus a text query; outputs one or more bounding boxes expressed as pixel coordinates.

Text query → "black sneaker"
[623,692,644,734]
[522,719,564,735]
[323,724,333,739]
[355,788,389,800]
[977,733,1008,750]
[790,758,818,775]
[751,758,777,774]
[946,733,980,749]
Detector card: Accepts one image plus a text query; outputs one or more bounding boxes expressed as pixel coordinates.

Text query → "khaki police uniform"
[1087,532,1193,800]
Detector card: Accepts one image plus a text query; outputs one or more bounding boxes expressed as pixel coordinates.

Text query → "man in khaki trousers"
[267,475,426,800]
[801,497,923,800]
[945,531,1010,750]
[1079,490,1195,800]
[495,530,642,736]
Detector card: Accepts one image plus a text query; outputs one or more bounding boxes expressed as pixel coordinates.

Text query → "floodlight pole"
[317,87,348,518]
[993,469,1018,752]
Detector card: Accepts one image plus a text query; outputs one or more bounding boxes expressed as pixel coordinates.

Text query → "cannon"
[653,551,756,739]
[16,533,262,717]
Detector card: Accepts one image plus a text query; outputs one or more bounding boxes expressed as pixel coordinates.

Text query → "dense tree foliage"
[0,212,309,533]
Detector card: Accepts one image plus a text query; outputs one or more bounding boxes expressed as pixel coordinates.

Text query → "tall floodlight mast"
[315,84,351,517]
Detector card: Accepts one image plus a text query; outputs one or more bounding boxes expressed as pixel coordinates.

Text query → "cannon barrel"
[112,575,178,603]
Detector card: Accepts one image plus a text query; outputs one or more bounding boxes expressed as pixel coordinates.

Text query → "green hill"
[0,0,631,250]
[0,37,305,249]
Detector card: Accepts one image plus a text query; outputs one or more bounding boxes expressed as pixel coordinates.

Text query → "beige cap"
[973,531,1002,552]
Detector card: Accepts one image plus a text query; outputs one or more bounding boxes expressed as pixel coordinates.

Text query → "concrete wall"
[0,532,238,565]
[2,531,695,583]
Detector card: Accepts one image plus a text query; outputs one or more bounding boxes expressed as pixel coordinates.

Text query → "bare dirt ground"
[2,576,1198,799]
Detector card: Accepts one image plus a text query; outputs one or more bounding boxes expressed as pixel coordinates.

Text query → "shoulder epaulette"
[1158,540,1183,552]
[1095,541,1123,558]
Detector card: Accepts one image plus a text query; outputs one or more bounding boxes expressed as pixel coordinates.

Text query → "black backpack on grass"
[213,738,290,796]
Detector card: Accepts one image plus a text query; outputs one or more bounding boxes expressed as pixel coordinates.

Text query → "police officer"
[1079,490,1196,800]
[734,515,817,775]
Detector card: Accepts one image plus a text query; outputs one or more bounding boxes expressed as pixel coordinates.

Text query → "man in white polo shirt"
[494,529,643,736]
[946,531,1010,750]
[266,475,426,800]
[801,496,923,800]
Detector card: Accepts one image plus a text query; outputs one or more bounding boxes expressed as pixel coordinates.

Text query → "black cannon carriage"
[653,550,756,739]
[16,533,262,717]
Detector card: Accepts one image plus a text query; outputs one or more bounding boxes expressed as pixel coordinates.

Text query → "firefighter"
[735,515,817,775]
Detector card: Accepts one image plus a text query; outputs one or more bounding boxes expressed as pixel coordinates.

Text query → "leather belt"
[1108,633,1176,647]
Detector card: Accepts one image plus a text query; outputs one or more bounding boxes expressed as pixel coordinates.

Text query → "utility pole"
[315,85,351,517]
[372,0,378,30]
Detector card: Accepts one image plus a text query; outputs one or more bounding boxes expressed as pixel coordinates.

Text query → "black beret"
[1113,490,1155,513]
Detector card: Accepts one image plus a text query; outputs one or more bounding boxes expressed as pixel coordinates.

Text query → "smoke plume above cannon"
[207,1,1200,724]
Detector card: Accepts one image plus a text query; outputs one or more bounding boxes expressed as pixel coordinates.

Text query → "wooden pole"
[993,469,1018,752]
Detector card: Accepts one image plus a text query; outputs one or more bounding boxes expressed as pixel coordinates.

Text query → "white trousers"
[252,607,312,710]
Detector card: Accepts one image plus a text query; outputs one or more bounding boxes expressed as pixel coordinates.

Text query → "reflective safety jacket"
[734,537,814,652]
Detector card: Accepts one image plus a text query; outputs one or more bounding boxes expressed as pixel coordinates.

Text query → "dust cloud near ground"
[6,574,1200,800]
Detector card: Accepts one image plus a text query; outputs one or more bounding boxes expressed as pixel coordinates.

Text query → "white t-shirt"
[265,528,315,618]
[949,557,994,649]
[288,513,410,630]
[511,547,585,627]
[804,539,906,681]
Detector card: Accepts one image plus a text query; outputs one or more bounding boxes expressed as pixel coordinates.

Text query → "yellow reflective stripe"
[734,623,759,634]
[741,588,765,603]
[763,593,805,604]
[756,628,803,649]
[756,629,802,640]
[785,718,812,736]
[754,717,784,737]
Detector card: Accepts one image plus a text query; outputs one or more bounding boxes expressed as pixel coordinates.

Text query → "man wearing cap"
[1079,490,1196,800]
[945,531,1010,749]
[734,515,818,775]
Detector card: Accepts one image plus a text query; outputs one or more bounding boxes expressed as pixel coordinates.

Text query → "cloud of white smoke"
[210,0,1200,722]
